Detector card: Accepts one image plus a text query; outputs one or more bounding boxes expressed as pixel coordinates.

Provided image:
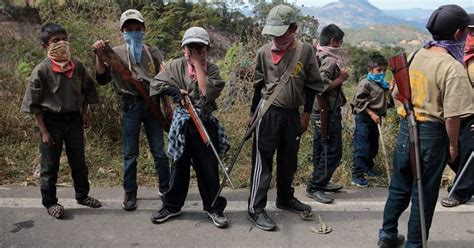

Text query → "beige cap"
[262,4,297,37]
[120,9,144,29]
[181,27,210,47]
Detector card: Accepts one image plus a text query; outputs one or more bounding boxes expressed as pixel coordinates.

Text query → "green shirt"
[21,58,99,114]
[312,50,346,112]
[150,57,225,113]
[253,42,323,110]
[351,78,392,116]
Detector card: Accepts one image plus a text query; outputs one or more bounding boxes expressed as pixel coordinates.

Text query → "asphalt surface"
[0,186,473,247]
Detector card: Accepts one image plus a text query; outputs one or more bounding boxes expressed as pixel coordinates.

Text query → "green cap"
[262,4,297,37]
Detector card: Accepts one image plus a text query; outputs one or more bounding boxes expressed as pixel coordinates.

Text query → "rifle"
[181,95,235,189]
[94,44,171,131]
[316,95,329,177]
[211,99,263,207]
[389,53,427,248]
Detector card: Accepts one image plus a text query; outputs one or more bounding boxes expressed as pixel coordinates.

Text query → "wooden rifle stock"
[94,45,171,132]
[388,53,427,248]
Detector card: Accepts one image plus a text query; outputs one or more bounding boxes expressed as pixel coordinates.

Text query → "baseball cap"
[469,13,474,28]
[120,9,144,29]
[262,4,297,37]
[426,5,469,40]
[181,27,210,47]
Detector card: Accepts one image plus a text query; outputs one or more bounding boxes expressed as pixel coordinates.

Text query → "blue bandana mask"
[367,73,390,90]
[123,31,145,64]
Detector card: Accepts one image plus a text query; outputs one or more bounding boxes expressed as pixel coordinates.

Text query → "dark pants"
[248,106,301,214]
[162,120,226,213]
[448,115,474,203]
[122,95,170,193]
[307,107,343,189]
[40,111,90,208]
[352,112,379,177]
[379,119,448,247]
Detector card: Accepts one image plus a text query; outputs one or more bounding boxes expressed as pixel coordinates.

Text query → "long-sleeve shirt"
[21,58,99,113]
[351,78,393,116]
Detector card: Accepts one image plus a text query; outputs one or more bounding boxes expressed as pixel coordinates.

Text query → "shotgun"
[181,95,235,189]
[94,44,171,131]
[211,99,263,207]
[389,53,426,248]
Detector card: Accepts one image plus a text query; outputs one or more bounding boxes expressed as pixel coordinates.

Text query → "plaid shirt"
[168,106,230,162]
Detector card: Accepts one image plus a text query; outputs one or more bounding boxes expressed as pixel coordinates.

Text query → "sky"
[294,0,473,9]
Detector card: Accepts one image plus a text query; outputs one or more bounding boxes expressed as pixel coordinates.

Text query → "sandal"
[47,203,65,219]
[441,197,461,208]
[77,196,102,208]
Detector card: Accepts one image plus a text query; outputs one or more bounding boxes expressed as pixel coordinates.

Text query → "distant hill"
[299,0,421,29]
[344,25,430,52]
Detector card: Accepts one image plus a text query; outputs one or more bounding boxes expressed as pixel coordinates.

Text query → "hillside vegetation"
[0,1,417,189]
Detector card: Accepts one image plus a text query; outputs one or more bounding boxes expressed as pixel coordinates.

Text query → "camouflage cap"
[120,9,144,29]
[262,4,297,37]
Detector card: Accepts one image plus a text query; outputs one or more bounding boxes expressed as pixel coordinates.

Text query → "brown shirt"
[99,44,164,96]
[253,42,323,110]
[21,58,99,114]
[312,50,346,111]
[351,78,393,116]
[396,49,473,122]
[150,57,225,112]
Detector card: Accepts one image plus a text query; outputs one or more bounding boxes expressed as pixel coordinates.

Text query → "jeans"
[122,95,170,193]
[379,119,448,247]
[307,107,342,189]
[352,113,379,177]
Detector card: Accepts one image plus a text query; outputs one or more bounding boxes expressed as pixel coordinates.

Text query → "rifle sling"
[246,41,304,136]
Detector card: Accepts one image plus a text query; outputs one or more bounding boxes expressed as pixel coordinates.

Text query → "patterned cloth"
[168,106,229,162]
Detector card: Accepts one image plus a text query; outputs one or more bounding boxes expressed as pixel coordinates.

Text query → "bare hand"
[92,40,110,50]
[370,112,381,124]
[41,132,55,148]
[448,145,458,163]
[82,113,90,129]
[300,112,310,134]
[338,69,349,81]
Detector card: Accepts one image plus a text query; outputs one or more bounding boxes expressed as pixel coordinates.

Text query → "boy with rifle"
[93,9,170,211]
[248,4,323,231]
[378,5,473,247]
[149,27,229,228]
[306,24,349,204]
[441,13,474,208]
[21,23,102,219]
[350,54,393,188]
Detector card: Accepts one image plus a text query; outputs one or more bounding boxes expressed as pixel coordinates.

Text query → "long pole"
[448,152,474,198]
[377,123,391,184]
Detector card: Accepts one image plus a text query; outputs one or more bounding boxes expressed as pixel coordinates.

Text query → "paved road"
[0,186,473,247]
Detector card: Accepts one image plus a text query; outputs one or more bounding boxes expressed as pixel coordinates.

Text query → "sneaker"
[367,169,383,178]
[122,191,137,211]
[276,197,312,213]
[377,234,405,248]
[352,176,370,188]
[77,196,102,208]
[207,211,229,228]
[151,207,181,224]
[247,210,276,231]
